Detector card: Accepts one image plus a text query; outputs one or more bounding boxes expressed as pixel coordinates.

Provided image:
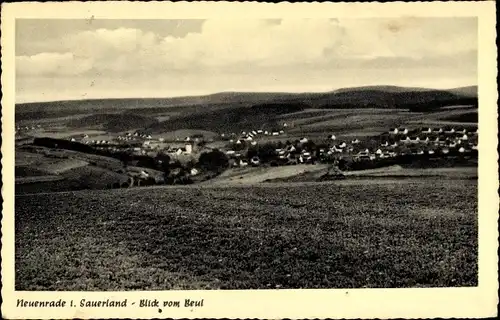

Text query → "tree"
[155,153,171,178]
[258,143,278,163]
[198,149,229,173]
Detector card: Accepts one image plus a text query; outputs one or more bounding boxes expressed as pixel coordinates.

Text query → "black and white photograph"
[2,1,498,319]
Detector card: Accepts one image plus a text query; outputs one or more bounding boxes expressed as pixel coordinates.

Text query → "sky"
[15,18,478,103]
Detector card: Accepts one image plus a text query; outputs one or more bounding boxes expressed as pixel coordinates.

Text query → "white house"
[351,139,360,144]
[300,137,308,143]
[339,142,347,148]
[328,134,337,140]
[389,128,398,134]
[458,147,466,153]
[239,160,249,167]
[375,149,383,155]
[184,144,193,154]
[236,139,242,145]
[250,141,257,146]
[381,141,389,147]
[250,156,260,166]
[421,127,432,133]
[272,132,280,136]
[246,136,253,141]
[461,134,469,140]
[226,150,236,155]
[190,168,200,176]
[251,130,257,135]
[257,130,263,134]
[398,128,409,135]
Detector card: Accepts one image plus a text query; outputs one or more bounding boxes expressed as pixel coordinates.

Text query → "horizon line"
[15,84,478,105]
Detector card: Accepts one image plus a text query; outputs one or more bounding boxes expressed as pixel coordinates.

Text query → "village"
[57,121,478,171]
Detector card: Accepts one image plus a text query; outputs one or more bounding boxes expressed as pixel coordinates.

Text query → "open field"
[208,164,330,185]
[15,178,477,290]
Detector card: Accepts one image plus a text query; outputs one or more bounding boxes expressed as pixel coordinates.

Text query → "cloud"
[16,52,93,76]
[15,18,477,78]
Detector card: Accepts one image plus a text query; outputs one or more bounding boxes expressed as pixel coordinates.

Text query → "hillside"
[146,102,308,133]
[16,85,478,121]
[66,113,159,132]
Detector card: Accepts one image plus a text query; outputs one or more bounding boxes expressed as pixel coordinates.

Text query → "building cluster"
[15,124,42,136]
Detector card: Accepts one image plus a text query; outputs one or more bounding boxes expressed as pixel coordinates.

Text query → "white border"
[1,2,498,319]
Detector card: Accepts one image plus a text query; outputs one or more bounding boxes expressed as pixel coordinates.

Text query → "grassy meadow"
[15,177,477,290]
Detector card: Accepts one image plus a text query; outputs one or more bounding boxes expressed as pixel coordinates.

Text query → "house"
[251,141,257,146]
[444,127,455,134]
[432,128,443,134]
[250,156,260,166]
[328,134,337,140]
[428,149,435,155]
[381,141,389,147]
[184,144,193,154]
[460,134,469,140]
[246,136,253,141]
[375,149,383,155]
[185,137,191,141]
[257,130,263,134]
[190,168,200,176]
[239,160,249,167]
[251,130,257,135]
[283,123,288,127]
[351,139,360,144]
[458,147,466,153]
[300,137,308,143]
[441,147,450,155]
[339,142,347,148]
[389,128,398,134]
[264,131,269,135]
[400,136,411,143]
[417,150,425,155]
[420,136,430,143]
[226,150,236,156]
[279,130,285,134]
[391,142,398,148]
[272,132,280,136]
[398,127,409,135]
[421,127,432,134]
[236,139,243,145]
[449,142,457,148]
[286,145,296,152]
[70,138,76,142]
[229,139,234,143]
[242,131,247,135]
[472,144,478,150]
[456,128,467,134]
[409,136,420,143]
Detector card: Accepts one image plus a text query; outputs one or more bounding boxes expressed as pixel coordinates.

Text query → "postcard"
[1,1,498,319]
